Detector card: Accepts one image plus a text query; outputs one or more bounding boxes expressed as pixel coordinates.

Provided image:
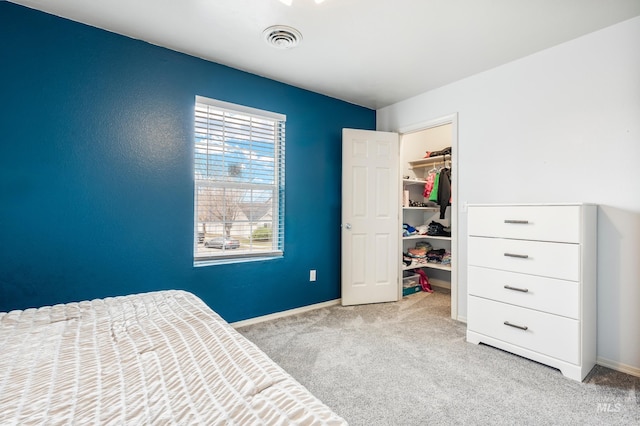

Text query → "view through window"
[194,96,285,263]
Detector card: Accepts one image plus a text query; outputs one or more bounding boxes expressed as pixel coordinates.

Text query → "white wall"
[400,124,451,178]
[377,16,640,375]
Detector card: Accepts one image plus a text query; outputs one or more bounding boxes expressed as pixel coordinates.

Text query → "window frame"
[193,96,285,266]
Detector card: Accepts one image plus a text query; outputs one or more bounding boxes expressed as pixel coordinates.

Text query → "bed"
[0,290,347,425]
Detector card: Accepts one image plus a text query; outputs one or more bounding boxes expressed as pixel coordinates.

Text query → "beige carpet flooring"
[238,289,639,425]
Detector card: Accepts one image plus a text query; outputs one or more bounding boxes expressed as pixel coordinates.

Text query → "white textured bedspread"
[0,290,347,425]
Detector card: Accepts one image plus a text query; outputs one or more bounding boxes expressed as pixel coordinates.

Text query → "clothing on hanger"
[423,172,436,198]
[437,168,451,219]
[429,172,440,203]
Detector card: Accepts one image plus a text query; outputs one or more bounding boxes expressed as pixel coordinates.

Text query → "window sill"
[194,253,283,267]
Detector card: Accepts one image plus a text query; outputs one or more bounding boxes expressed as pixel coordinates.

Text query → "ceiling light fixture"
[263,25,303,49]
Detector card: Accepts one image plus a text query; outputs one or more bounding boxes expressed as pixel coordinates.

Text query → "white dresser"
[466,204,597,381]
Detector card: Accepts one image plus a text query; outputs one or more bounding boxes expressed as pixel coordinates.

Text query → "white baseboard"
[429,279,451,290]
[597,356,640,378]
[231,299,341,329]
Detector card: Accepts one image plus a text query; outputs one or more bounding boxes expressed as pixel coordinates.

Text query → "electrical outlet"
[309,270,316,282]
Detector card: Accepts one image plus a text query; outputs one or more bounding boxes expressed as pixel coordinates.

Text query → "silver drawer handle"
[504,321,528,331]
[504,219,529,224]
[504,285,529,293]
[504,253,529,259]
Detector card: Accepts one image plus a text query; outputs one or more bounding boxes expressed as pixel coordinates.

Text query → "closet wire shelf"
[408,154,451,169]
[403,263,451,272]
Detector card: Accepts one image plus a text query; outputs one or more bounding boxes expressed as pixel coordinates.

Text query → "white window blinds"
[194,96,285,263]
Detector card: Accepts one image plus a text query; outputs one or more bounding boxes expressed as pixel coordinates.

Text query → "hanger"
[441,155,451,171]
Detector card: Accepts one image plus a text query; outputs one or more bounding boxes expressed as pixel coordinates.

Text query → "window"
[194,96,285,264]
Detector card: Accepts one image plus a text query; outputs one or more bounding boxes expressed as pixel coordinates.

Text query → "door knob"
[344,223,352,230]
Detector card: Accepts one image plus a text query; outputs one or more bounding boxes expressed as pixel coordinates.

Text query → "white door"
[341,129,399,306]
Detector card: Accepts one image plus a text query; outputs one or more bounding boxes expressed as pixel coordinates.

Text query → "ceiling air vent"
[263,25,303,49]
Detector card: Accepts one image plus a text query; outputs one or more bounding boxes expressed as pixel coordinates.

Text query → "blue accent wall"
[0,3,375,321]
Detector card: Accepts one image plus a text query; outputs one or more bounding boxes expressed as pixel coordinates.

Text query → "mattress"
[0,290,347,425]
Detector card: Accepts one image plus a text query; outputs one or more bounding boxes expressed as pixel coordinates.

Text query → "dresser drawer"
[468,237,580,281]
[468,205,581,243]
[468,296,580,364]
[468,266,580,319]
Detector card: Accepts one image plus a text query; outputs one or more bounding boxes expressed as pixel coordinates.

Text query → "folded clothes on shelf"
[426,248,446,263]
[414,224,428,235]
[403,223,418,237]
[414,241,433,251]
[423,146,452,158]
[408,199,438,208]
[426,221,451,237]
[407,247,427,258]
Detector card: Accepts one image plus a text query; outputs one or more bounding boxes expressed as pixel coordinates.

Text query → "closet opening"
[399,114,458,320]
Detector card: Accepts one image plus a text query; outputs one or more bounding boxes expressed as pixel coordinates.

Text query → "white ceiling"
[10,0,640,109]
